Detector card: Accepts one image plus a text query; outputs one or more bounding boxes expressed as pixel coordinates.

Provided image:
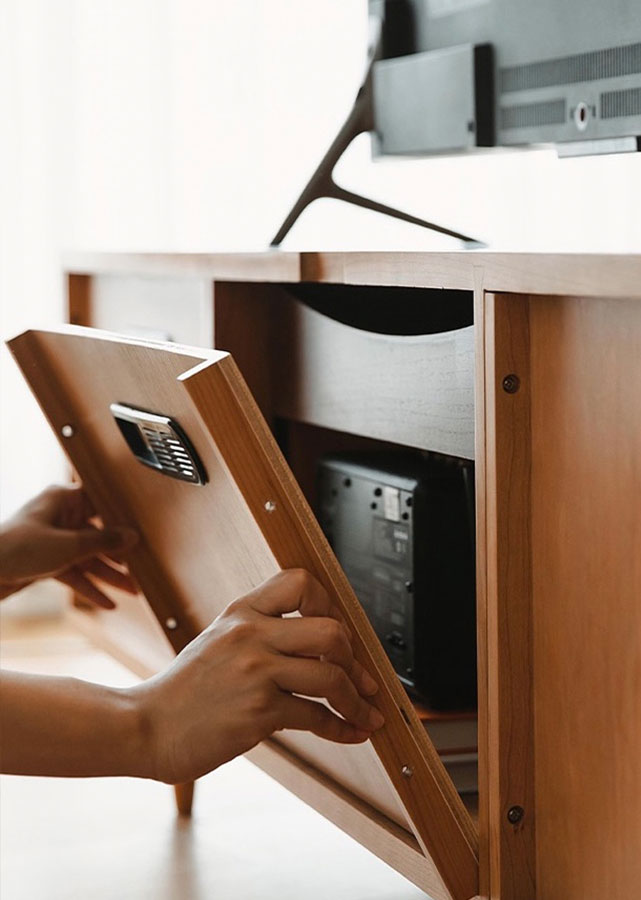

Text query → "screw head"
[165,617,178,631]
[264,500,276,513]
[507,805,524,824]
[502,374,521,394]
[401,765,414,778]
[61,424,75,438]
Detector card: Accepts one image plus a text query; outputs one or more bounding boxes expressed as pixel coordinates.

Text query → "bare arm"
[0,570,384,783]
[0,672,148,778]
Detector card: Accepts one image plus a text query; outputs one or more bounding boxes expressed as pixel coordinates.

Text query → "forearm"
[0,671,151,778]
[0,571,382,784]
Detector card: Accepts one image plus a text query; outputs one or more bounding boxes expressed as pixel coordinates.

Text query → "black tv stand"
[270,44,485,249]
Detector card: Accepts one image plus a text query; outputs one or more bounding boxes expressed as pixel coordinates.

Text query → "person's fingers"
[344,658,379,697]
[67,525,139,564]
[56,569,116,610]
[265,616,379,696]
[25,484,93,527]
[245,569,348,626]
[275,694,373,744]
[16,485,72,523]
[272,658,385,733]
[266,615,352,664]
[79,558,138,595]
[60,487,96,529]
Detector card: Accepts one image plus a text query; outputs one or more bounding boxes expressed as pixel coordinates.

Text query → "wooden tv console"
[62,250,641,900]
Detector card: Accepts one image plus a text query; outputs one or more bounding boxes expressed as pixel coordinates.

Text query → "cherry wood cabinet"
[60,250,641,900]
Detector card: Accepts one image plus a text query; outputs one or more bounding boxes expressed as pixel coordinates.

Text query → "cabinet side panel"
[530,295,641,900]
[68,273,91,326]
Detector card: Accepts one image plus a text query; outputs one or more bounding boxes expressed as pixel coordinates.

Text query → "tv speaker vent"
[110,402,207,485]
[601,87,641,119]
[501,99,566,131]
[500,42,641,94]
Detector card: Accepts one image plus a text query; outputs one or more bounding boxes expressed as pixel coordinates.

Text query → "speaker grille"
[500,42,641,94]
[601,86,641,119]
[501,99,567,130]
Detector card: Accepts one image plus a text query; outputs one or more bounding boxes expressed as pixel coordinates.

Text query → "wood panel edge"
[473,272,490,900]
[484,293,536,899]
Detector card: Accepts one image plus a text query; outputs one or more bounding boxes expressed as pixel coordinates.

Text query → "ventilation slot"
[501,99,566,131]
[500,42,641,94]
[601,87,641,119]
[141,427,200,483]
[111,402,207,486]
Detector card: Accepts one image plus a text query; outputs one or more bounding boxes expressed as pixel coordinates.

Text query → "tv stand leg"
[270,31,484,249]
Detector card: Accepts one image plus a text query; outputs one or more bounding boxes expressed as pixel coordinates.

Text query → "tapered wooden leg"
[174,781,195,817]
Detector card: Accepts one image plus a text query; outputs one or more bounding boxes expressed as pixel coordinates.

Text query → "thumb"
[72,525,139,560]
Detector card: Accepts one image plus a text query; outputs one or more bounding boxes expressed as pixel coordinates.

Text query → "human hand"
[0,484,138,607]
[137,569,384,784]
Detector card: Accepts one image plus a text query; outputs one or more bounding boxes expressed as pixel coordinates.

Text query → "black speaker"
[317,452,476,711]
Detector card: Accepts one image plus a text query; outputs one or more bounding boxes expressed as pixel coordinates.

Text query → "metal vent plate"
[111,403,207,485]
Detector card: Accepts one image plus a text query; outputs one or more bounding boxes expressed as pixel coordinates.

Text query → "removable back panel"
[8,326,478,900]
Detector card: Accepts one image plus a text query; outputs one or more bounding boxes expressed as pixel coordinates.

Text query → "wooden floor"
[0,617,425,900]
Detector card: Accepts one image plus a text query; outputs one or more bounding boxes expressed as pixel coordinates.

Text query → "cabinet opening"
[276,418,479,802]
[282,283,473,336]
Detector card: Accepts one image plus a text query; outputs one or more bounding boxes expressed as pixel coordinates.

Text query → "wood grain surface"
[272,292,475,459]
[211,281,281,418]
[529,294,641,900]
[63,251,302,283]
[68,273,91,327]
[482,294,536,899]
[63,250,641,299]
[9,326,479,900]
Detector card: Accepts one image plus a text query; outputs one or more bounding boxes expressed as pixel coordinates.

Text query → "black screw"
[507,805,524,825]
[502,374,521,394]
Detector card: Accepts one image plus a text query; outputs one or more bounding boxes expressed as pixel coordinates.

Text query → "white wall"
[2,0,641,522]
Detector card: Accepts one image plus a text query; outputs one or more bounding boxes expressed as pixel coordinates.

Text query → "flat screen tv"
[371,0,641,155]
